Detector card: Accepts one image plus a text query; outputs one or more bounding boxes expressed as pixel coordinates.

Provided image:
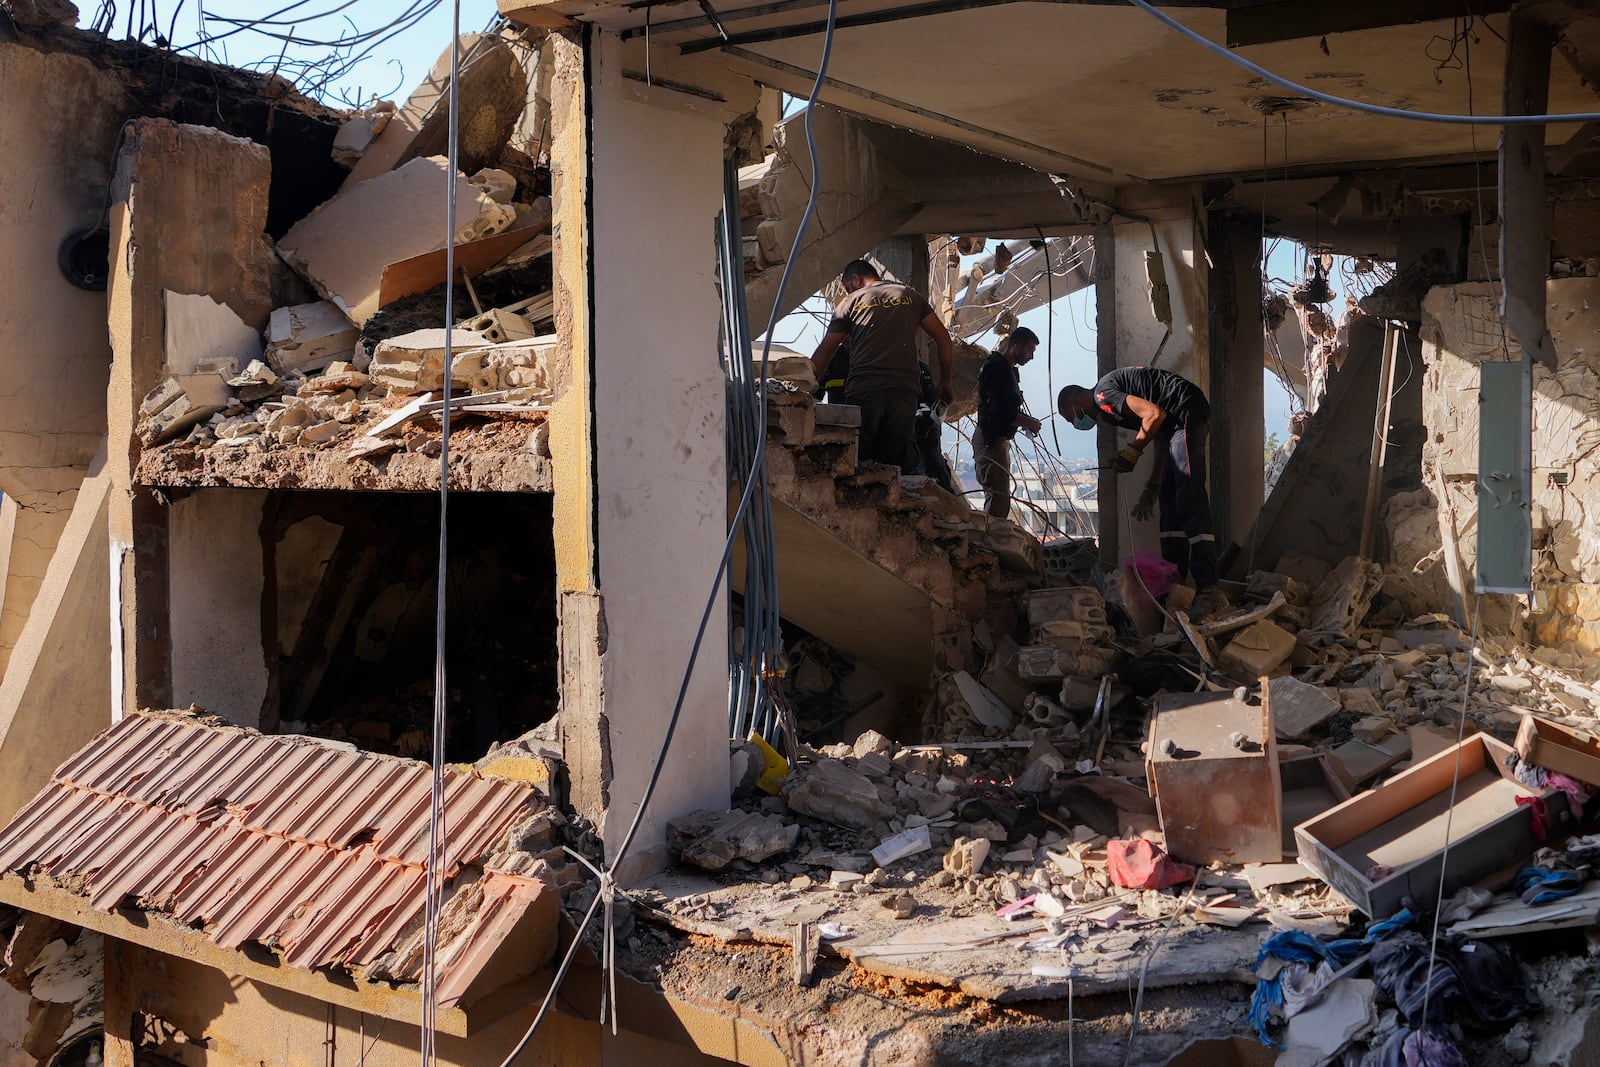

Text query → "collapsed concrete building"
[6,0,1600,1063]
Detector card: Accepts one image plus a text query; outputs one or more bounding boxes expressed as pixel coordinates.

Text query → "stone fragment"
[370,329,496,395]
[783,760,892,832]
[1309,555,1383,634]
[880,893,917,919]
[277,156,495,326]
[1218,620,1297,678]
[1269,676,1342,740]
[331,102,396,166]
[854,752,892,779]
[853,729,895,759]
[137,373,231,445]
[264,301,359,374]
[666,809,799,872]
[942,836,990,878]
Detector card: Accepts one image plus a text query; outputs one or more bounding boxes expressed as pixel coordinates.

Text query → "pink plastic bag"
[1107,838,1196,890]
[1124,552,1179,599]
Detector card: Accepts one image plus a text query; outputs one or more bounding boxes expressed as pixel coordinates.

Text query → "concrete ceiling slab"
[700,8,1596,183]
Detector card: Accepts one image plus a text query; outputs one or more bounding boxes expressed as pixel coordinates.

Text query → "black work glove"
[1131,482,1159,521]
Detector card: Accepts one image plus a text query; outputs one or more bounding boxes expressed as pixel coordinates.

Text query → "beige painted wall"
[168,491,268,727]
[0,41,134,676]
[0,448,112,822]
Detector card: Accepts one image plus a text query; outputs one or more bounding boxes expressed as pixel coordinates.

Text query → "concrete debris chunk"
[667,809,799,872]
[369,328,496,396]
[164,290,262,377]
[277,156,495,326]
[1270,676,1342,740]
[951,670,1013,729]
[264,301,359,374]
[331,102,396,167]
[871,825,932,867]
[137,373,231,445]
[468,167,517,204]
[943,836,990,877]
[983,519,1044,575]
[227,359,281,403]
[463,307,535,344]
[782,760,892,832]
[1309,555,1382,634]
[1027,586,1106,627]
[466,337,558,399]
[1217,620,1297,679]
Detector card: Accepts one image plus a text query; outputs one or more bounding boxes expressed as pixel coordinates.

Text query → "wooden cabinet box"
[1295,734,1566,918]
[1146,689,1281,865]
[1515,715,1600,788]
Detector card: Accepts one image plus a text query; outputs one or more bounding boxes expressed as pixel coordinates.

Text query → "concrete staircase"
[735,389,1031,689]
[738,107,920,329]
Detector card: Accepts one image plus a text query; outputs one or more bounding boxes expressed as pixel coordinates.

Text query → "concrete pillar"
[104,119,277,718]
[1104,187,1209,565]
[1207,213,1265,549]
[549,30,761,874]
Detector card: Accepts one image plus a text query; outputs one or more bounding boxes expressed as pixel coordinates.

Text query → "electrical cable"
[1418,603,1482,1028]
[494,0,843,1057]
[420,5,462,1065]
[1037,225,1064,456]
[1127,0,1600,126]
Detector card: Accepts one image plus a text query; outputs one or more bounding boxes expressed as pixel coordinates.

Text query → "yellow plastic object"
[748,731,790,795]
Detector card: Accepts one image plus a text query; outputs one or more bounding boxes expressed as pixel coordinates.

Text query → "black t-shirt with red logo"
[1093,367,1209,435]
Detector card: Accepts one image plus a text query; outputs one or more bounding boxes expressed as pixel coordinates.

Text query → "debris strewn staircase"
[735,388,1035,689]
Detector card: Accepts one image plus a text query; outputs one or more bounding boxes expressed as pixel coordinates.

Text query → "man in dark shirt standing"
[811,260,955,470]
[1058,366,1219,590]
[974,327,1041,518]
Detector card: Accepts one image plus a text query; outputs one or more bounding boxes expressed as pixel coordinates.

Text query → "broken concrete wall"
[106,119,277,718]
[0,30,345,679]
[1241,317,1423,576]
[550,31,762,871]
[167,491,268,727]
[1411,279,1600,646]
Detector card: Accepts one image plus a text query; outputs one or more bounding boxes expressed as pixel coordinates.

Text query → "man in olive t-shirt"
[810,260,954,470]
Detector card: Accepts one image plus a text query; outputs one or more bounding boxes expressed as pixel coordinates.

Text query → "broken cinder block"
[137,373,231,445]
[264,300,359,374]
[370,328,496,396]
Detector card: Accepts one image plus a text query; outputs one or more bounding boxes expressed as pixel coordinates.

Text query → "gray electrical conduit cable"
[494,0,844,1058]
[1127,0,1600,126]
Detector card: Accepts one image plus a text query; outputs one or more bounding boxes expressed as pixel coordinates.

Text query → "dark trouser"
[848,387,918,471]
[913,408,954,491]
[973,427,1011,518]
[1157,418,1219,588]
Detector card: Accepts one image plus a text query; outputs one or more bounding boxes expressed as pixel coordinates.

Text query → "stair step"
[814,403,861,429]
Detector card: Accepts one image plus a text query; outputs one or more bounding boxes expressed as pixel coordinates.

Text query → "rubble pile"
[131,68,559,470]
[646,537,1600,1062]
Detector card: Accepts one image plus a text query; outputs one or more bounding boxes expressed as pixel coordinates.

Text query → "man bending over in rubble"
[811,259,955,471]
[1058,367,1220,596]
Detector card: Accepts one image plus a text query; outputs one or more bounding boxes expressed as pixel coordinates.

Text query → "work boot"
[1190,587,1231,620]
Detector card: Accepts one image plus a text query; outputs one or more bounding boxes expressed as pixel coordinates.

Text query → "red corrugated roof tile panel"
[0,711,554,995]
